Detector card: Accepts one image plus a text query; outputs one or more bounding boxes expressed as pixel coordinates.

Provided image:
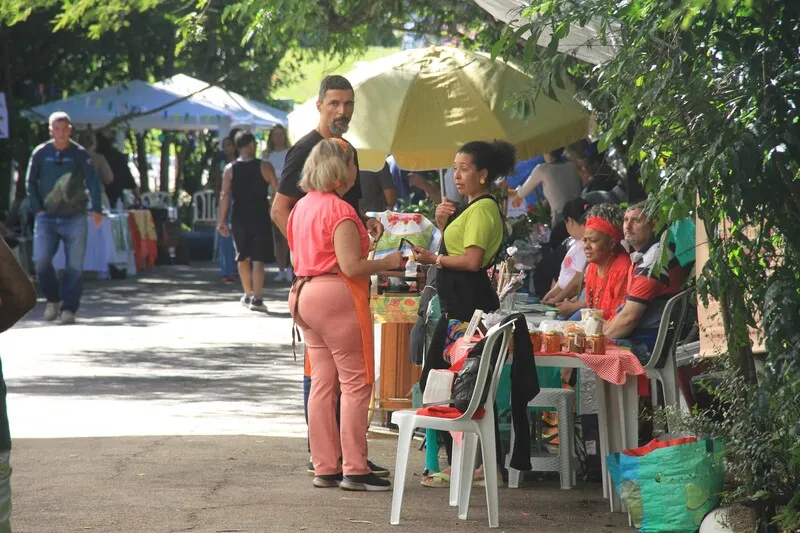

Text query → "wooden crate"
[377,323,422,412]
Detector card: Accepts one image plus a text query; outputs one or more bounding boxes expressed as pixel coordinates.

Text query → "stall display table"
[371,295,421,418]
[127,209,158,271]
[445,326,644,513]
[536,350,642,513]
[52,213,136,278]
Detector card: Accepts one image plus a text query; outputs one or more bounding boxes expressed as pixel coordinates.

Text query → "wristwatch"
[435,254,443,269]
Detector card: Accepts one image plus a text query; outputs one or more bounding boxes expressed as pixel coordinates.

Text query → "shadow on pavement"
[8,342,302,404]
[18,262,292,328]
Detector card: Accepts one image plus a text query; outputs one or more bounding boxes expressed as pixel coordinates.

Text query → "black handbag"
[452,337,491,413]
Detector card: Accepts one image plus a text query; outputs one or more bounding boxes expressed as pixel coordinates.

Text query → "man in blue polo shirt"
[26,112,103,325]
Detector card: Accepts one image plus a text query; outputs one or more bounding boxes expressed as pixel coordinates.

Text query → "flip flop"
[420,472,450,488]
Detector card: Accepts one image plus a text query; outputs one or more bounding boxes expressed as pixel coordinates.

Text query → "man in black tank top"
[217,132,278,312]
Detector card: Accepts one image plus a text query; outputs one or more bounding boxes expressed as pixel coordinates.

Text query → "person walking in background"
[288,138,402,491]
[271,75,388,480]
[262,125,293,282]
[77,131,114,210]
[26,111,104,325]
[94,131,139,207]
[514,147,582,224]
[0,232,37,532]
[215,135,238,283]
[217,132,278,313]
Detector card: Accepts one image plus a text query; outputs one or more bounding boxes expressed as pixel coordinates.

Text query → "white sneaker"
[43,302,61,322]
[285,267,294,281]
[273,271,285,282]
[60,310,76,325]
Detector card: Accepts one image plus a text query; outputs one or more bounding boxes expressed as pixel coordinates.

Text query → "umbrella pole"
[439,169,446,202]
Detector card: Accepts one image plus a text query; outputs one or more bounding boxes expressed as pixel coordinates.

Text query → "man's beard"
[329,118,350,136]
[625,235,642,248]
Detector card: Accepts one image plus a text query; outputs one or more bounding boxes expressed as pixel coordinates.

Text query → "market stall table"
[446,328,644,513]
[52,213,136,277]
[370,294,421,419]
[535,347,643,513]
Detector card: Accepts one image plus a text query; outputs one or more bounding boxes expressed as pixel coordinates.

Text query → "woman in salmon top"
[556,203,630,320]
[287,139,402,492]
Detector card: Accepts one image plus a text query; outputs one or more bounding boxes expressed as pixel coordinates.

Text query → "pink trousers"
[289,275,372,476]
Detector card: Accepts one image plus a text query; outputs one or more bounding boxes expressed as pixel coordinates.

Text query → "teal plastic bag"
[607,437,725,533]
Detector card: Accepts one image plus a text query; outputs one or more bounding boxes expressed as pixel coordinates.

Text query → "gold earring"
[480,179,486,184]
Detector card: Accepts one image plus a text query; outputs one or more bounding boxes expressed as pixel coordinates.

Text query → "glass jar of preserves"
[567,332,586,353]
[544,331,562,353]
[529,331,543,352]
[586,334,606,355]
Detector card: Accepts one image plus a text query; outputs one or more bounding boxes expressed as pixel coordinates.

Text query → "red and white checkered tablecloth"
[537,344,645,385]
[445,337,645,385]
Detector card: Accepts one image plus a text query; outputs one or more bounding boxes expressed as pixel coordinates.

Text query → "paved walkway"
[2,263,632,532]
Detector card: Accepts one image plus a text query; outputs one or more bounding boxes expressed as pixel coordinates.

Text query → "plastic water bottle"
[405,257,417,278]
[370,275,378,297]
[115,198,124,214]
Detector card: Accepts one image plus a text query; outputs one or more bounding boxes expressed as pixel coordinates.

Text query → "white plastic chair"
[140,191,172,208]
[644,288,695,414]
[506,388,578,490]
[192,190,218,227]
[192,190,219,259]
[390,321,514,529]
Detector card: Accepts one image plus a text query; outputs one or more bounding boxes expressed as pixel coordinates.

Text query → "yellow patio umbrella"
[288,46,590,171]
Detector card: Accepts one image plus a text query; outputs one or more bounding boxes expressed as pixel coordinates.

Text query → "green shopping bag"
[607,437,725,533]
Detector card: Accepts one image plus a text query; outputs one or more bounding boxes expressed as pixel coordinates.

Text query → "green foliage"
[396,197,436,223]
[273,46,401,104]
[494,0,800,529]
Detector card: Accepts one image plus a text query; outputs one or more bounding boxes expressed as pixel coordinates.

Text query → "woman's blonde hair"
[299,138,353,193]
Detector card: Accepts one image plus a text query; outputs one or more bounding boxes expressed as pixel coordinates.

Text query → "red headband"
[585,216,623,242]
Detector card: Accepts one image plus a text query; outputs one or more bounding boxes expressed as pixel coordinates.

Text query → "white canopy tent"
[23,80,235,132]
[154,74,288,132]
[471,0,620,65]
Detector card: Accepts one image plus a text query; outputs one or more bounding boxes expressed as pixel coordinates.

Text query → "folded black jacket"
[503,313,540,471]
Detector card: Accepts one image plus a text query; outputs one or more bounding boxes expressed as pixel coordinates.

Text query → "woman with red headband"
[556,203,630,320]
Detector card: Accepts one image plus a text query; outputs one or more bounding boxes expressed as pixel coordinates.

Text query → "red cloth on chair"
[416,405,485,420]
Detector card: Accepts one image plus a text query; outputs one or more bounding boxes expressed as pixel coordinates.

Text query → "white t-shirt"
[516,161,582,222]
[266,149,288,182]
[557,238,587,289]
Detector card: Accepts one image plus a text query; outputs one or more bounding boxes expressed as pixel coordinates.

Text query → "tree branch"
[323,0,385,33]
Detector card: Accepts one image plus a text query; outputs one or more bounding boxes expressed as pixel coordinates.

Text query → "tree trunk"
[158,25,176,195]
[173,140,185,201]
[160,134,171,192]
[702,216,758,385]
[135,132,149,192]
